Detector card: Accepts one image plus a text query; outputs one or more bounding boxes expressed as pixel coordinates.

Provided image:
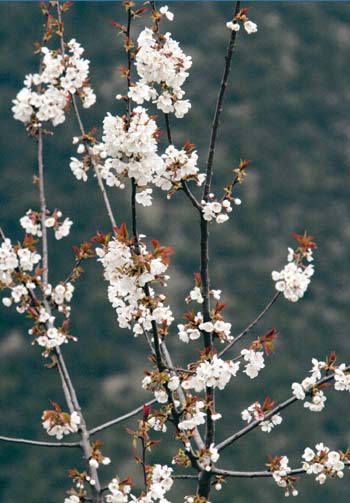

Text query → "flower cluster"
[118,464,173,503]
[130,17,192,118]
[291,378,326,412]
[272,233,316,302]
[99,107,161,192]
[12,39,95,128]
[142,370,179,405]
[20,209,73,240]
[106,477,132,503]
[241,399,282,433]
[178,399,207,431]
[178,307,232,345]
[96,228,173,338]
[76,110,203,204]
[198,444,220,471]
[182,354,240,393]
[292,356,350,413]
[334,364,350,392]
[89,440,111,469]
[42,403,80,440]
[1,230,77,353]
[202,197,239,224]
[0,238,37,288]
[226,8,258,34]
[268,456,298,497]
[0,238,41,288]
[158,145,205,193]
[241,349,265,379]
[302,443,348,484]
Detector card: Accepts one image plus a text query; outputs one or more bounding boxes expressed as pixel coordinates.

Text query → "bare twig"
[89,400,157,436]
[219,292,280,358]
[203,0,241,201]
[172,474,199,480]
[212,467,305,478]
[0,435,80,448]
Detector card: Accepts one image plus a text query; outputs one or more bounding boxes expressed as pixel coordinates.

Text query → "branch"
[163,92,201,214]
[217,366,350,452]
[0,435,80,448]
[203,0,241,201]
[172,474,199,480]
[212,467,305,478]
[219,292,280,358]
[89,399,157,436]
[196,5,243,496]
[71,95,117,231]
[37,129,49,285]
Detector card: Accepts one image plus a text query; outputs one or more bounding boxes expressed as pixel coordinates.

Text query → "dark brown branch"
[217,366,350,452]
[0,435,80,448]
[203,0,241,201]
[197,7,242,496]
[219,292,280,358]
[163,54,201,214]
[89,399,157,436]
[172,474,199,480]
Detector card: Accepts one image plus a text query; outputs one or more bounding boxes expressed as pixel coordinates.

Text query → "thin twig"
[89,400,157,436]
[0,435,80,448]
[164,109,201,213]
[219,292,280,358]
[37,129,49,284]
[212,467,305,478]
[198,7,244,497]
[172,474,199,480]
[71,95,117,231]
[203,0,241,201]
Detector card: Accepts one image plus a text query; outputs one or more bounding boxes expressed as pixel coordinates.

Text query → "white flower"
[135,188,153,207]
[160,6,174,21]
[244,20,258,34]
[154,390,168,403]
[168,375,180,391]
[199,321,214,332]
[272,251,314,302]
[304,390,326,412]
[291,382,305,400]
[226,21,240,32]
[178,401,206,431]
[55,218,73,240]
[2,297,12,307]
[64,496,80,503]
[216,214,229,224]
[241,349,265,379]
[20,211,42,236]
[182,355,240,392]
[70,157,88,181]
[188,286,203,304]
[89,458,99,468]
[334,364,350,392]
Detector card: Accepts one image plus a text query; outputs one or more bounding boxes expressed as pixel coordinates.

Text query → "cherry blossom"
[42,405,80,440]
[12,39,95,127]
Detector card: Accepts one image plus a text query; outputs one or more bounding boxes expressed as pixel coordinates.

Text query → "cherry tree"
[1,2,350,502]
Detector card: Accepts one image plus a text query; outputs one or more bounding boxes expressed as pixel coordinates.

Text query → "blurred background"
[0,1,349,501]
